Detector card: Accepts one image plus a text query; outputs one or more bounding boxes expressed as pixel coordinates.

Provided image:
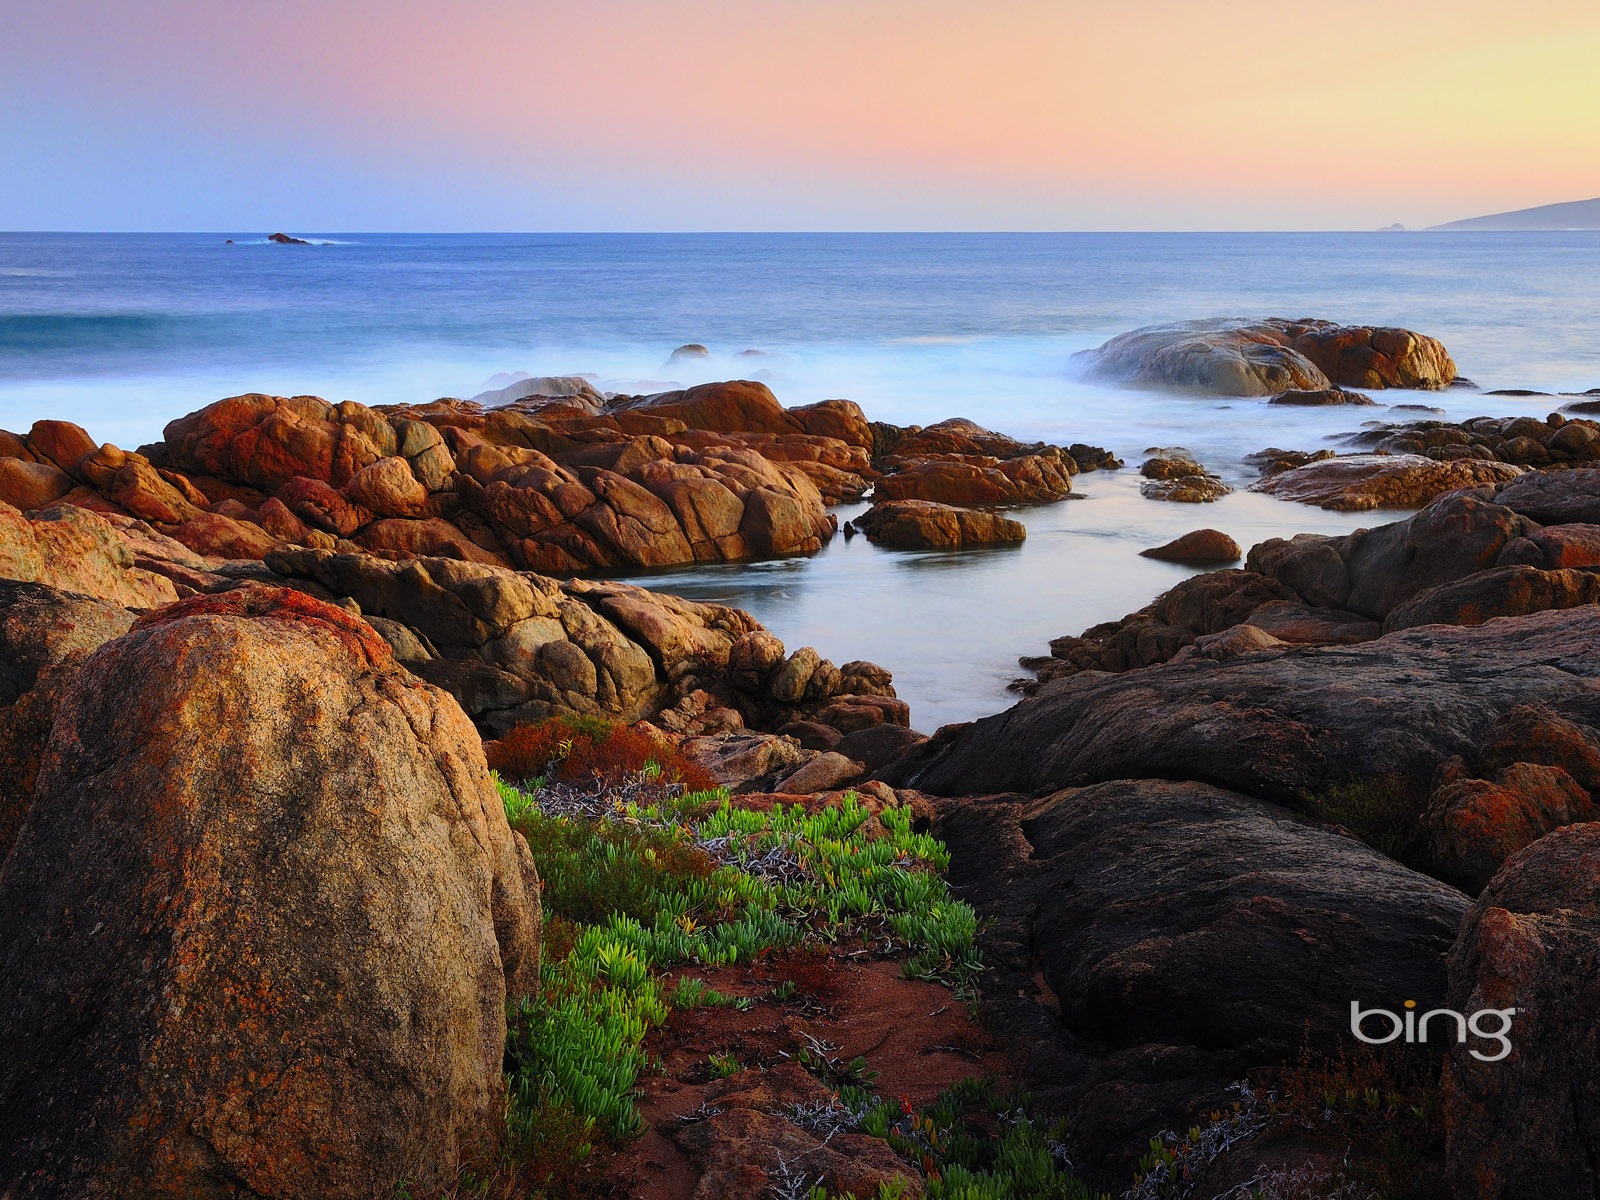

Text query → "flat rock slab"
[886,605,1600,804]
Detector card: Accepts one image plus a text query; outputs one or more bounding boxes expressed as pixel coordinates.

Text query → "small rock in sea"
[267,232,310,245]
[1267,386,1375,406]
[1485,388,1552,396]
[841,521,856,539]
[1140,528,1242,564]
[668,343,712,363]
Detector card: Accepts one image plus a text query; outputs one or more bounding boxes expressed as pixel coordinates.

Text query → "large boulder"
[938,780,1468,1175]
[0,582,137,862]
[1250,453,1523,511]
[1443,824,1600,1199]
[888,606,1600,805]
[1074,317,1457,396]
[0,586,542,1199]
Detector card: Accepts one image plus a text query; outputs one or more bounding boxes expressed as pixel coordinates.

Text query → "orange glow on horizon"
[4,0,1598,229]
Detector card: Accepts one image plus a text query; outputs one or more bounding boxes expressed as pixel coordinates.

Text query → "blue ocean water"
[3,231,1598,726]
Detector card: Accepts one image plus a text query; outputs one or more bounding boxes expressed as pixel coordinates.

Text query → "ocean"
[4,231,1598,727]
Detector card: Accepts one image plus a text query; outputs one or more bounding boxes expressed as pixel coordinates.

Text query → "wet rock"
[1139,528,1242,563]
[0,586,541,1199]
[1250,453,1523,511]
[854,500,1025,548]
[1074,317,1457,396]
[1444,824,1600,1199]
[1139,474,1233,502]
[1267,386,1375,406]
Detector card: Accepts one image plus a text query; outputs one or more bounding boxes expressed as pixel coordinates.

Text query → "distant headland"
[1430,195,1600,230]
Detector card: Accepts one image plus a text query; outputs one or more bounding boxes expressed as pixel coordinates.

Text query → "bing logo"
[1350,999,1516,1062]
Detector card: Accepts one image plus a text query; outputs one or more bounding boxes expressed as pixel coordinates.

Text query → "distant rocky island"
[1431,195,1600,231]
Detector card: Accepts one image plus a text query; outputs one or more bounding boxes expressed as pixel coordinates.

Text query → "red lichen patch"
[131,583,392,668]
[607,952,1008,1200]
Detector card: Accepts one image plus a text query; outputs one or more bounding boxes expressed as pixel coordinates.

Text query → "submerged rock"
[0,586,541,1199]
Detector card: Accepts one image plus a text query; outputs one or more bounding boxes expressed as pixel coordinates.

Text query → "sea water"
[4,231,1598,726]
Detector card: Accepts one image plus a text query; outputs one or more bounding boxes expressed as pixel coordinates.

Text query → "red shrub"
[486,715,719,793]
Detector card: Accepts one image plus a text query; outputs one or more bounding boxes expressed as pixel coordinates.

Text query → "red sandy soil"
[605,950,1010,1199]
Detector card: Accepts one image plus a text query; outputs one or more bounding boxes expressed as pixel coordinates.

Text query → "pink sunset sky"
[3,0,1597,231]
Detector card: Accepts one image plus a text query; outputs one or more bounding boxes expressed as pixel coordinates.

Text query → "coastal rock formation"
[0,586,542,1199]
[1074,317,1458,395]
[872,455,1075,506]
[854,500,1025,548]
[887,605,1600,805]
[936,780,1468,1174]
[1137,450,1233,502]
[260,547,903,739]
[1345,411,1600,469]
[0,501,180,608]
[1250,453,1523,510]
[1444,824,1600,1199]
[1139,527,1242,563]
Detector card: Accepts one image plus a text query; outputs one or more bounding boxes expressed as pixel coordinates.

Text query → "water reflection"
[619,472,1392,731]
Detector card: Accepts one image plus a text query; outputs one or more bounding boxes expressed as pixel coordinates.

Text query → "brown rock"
[1423,761,1593,893]
[875,454,1074,506]
[1074,317,1457,395]
[613,379,804,435]
[0,458,73,511]
[1139,474,1232,502]
[356,518,507,564]
[1140,528,1241,563]
[344,455,430,517]
[855,499,1026,548]
[679,732,809,790]
[0,582,137,860]
[25,419,96,473]
[0,585,541,1199]
[166,510,283,559]
[775,750,865,794]
[277,475,374,537]
[1384,564,1600,633]
[1267,386,1374,406]
[0,503,179,609]
[1444,824,1600,1199]
[1251,453,1523,511]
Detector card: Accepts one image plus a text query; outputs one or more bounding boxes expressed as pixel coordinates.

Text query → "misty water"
[4,231,1599,727]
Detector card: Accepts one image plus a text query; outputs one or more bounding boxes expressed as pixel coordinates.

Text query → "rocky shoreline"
[2,316,1597,1199]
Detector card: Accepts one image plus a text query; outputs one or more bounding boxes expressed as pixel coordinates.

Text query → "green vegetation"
[494,770,986,1193]
[1301,774,1426,863]
[783,1068,1108,1200]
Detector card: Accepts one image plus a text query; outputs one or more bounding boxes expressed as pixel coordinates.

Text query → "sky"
[2,0,1598,231]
